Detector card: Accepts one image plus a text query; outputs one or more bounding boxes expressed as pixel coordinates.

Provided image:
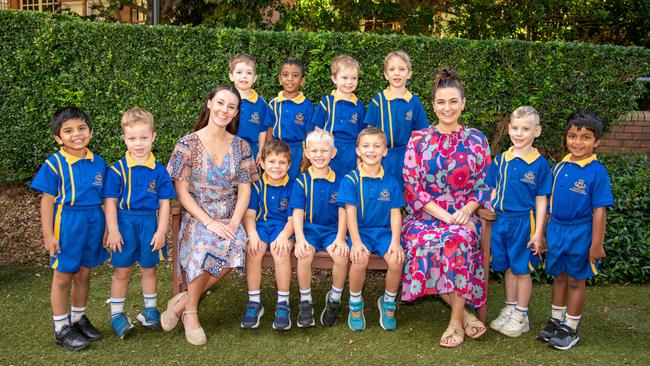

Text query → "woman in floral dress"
[162,85,259,345]
[401,68,491,348]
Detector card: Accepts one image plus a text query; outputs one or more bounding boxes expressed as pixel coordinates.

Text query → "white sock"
[248,290,261,303]
[551,304,566,321]
[505,300,517,309]
[564,313,581,330]
[349,290,362,303]
[277,291,290,304]
[300,288,312,303]
[330,286,343,302]
[512,306,528,320]
[383,290,397,303]
[143,293,157,309]
[70,306,86,323]
[110,298,126,315]
[53,314,69,333]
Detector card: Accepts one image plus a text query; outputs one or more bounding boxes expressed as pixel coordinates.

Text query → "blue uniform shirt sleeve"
[591,164,614,208]
[311,97,328,129]
[357,101,368,130]
[411,96,430,130]
[262,100,276,129]
[30,159,59,196]
[288,177,307,212]
[156,165,177,199]
[389,178,405,208]
[485,157,498,188]
[102,165,123,199]
[363,94,380,128]
[304,99,316,133]
[536,158,553,196]
[336,175,359,207]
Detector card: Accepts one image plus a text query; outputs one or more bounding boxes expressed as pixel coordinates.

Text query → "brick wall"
[597,111,650,154]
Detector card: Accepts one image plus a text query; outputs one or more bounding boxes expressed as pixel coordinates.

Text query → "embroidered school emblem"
[570,179,587,195]
[147,179,158,193]
[329,191,339,204]
[250,112,260,124]
[93,172,103,186]
[521,171,536,184]
[349,113,359,124]
[279,198,289,211]
[295,112,305,125]
[405,110,413,121]
[378,189,391,201]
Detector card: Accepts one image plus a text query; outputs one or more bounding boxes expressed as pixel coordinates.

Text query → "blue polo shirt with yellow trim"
[363,89,429,149]
[311,91,367,142]
[486,147,552,213]
[249,173,293,223]
[31,148,106,207]
[103,152,176,210]
[548,154,614,221]
[237,89,270,158]
[263,91,315,143]
[289,166,341,226]
[337,166,404,228]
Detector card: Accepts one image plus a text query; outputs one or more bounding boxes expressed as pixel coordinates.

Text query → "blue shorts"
[304,223,338,251]
[287,141,304,181]
[346,226,393,256]
[490,211,540,274]
[51,205,108,273]
[545,217,599,279]
[330,139,357,178]
[111,210,166,269]
[257,220,287,246]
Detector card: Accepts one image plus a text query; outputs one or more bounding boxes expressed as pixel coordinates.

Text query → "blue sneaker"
[240,301,265,329]
[377,296,397,331]
[110,313,134,339]
[348,299,365,331]
[137,307,161,331]
[272,301,291,331]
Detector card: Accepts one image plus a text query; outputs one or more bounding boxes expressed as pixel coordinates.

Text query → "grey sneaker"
[320,290,341,327]
[297,301,315,328]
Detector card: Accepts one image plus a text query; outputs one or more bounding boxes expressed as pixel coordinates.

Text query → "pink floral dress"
[167,133,259,284]
[401,125,491,308]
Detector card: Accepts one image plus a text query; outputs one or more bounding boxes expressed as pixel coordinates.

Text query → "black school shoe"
[72,315,103,341]
[537,318,561,342]
[548,323,580,350]
[54,324,91,351]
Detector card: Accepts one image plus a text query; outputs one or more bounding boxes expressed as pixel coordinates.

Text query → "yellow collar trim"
[359,164,384,179]
[262,172,289,187]
[126,151,156,169]
[561,153,598,168]
[504,147,541,164]
[308,166,336,182]
[243,89,259,103]
[277,91,306,104]
[60,147,94,164]
[331,90,358,104]
[384,88,413,102]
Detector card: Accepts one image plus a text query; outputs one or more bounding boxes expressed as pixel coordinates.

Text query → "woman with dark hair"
[401,68,491,348]
[162,85,259,345]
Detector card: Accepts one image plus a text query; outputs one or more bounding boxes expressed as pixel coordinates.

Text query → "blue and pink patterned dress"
[167,133,259,284]
[401,125,491,308]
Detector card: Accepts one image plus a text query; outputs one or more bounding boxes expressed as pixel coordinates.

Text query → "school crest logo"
[378,188,391,201]
[93,172,103,186]
[349,113,359,124]
[250,112,260,124]
[405,110,413,121]
[570,179,587,195]
[329,191,339,204]
[279,197,289,211]
[295,112,305,125]
[147,179,158,193]
[521,171,536,184]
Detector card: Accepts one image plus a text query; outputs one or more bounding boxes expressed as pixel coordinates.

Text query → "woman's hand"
[450,207,471,226]
[206,220,236,240]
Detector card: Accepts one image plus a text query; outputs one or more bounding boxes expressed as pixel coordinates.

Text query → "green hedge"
[1,10,648,185]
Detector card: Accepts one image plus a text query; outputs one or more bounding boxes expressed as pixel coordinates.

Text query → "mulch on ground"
[0,185,44,266]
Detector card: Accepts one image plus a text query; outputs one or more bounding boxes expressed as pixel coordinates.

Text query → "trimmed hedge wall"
[1,11,649,183]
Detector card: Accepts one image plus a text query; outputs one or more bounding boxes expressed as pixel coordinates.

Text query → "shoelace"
[245,305,259,318]
[276,308,289,317]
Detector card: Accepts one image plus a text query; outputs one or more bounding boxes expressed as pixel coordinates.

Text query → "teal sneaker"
[348,299,365,331]
[377,296,397,331]
[110,313,134,339]
[137,307,161,331]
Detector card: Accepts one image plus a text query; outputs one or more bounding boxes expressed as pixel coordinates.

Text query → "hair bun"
[435,67,459,82]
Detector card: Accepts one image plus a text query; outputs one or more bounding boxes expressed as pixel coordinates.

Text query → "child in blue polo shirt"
[485,106,552,337]
[103,108,176,339]
[291,129,349,328]
[538,110,614,350]
[311,54,367,177]
[240,139,295,331]
[229,53,271,163]
[337,127,405,332]
[30,107,109,351]
[363,50,428,186]
[262,58,315,180]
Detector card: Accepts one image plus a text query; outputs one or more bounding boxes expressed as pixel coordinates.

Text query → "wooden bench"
[170,205,496,322]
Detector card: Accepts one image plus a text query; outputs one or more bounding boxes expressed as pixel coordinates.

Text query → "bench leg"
[478,217,493,324]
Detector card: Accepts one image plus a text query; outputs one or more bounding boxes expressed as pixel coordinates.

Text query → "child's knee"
[351,256,369,269]
[113,267,132,281]
[52,271,72,289]
[386,259,402,273]
[331,253,348,267]
[140,267,156,279]
[567,277,585,291]
[73,267,91,283]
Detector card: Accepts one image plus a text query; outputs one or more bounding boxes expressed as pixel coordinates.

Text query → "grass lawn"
[0,264,648,366]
